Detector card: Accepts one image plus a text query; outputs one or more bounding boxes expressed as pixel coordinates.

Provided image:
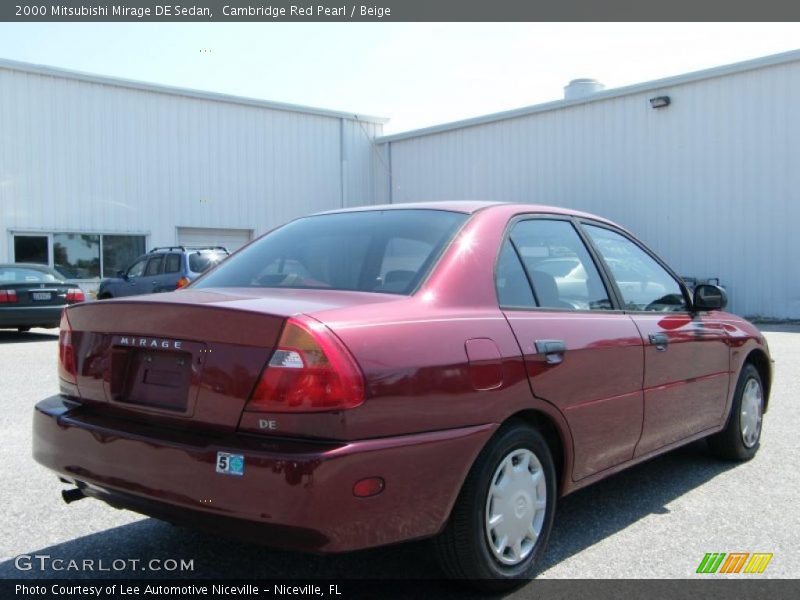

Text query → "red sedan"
[33,202,772,588]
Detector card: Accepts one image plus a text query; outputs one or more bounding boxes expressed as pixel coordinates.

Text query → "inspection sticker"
[216,452,245,476]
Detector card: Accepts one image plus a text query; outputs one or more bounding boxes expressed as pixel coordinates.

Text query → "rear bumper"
[0,306,62,328]
[33,396,495,553]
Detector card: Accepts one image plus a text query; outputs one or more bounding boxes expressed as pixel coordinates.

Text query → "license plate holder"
[115,348,192,412]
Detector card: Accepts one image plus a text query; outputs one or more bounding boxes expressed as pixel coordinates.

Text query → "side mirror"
[117,270,129,280]
[693,284,727,311]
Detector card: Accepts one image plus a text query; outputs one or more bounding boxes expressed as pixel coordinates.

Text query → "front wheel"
[434,422,557,591]
[707,363,764,461]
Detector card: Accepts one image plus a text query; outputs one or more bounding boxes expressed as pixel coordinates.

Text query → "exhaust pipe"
[61,487,86,504]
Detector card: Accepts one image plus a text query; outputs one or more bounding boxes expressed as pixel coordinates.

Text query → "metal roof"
[376,48,800,143]
[0,57,388,124]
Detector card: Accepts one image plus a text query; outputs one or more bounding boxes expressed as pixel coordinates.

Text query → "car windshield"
[0,266,64,283]
[194,210,468,294]
[188,251,228,274]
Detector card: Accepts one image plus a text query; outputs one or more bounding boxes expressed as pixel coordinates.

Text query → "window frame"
[144,255,165,277]
[575,218,693,315]
[12,233,51,266]
[494,214,622,313]
[9,230,148,280]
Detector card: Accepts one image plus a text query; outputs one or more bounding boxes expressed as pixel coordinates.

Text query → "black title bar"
[3,0,800,22]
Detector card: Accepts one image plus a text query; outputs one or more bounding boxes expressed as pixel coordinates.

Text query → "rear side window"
[194,210,467,295]
[164,254,182,274]
[510,219,612,310]
[188,251,227,274]
[144,256,164,276]
[583,224,687,312]
[496,240,535,308]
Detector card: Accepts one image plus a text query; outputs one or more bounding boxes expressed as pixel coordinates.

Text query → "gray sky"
[0,22,798,133]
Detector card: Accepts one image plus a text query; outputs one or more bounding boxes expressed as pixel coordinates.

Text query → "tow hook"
[61,487,86,504]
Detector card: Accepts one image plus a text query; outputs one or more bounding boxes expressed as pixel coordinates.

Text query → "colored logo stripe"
[697,552,772,574]
[697,553,726,573]
[744,553,773,574]
[720,553,749,573]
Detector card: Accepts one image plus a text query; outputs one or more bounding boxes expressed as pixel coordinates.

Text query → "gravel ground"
[0,325,797,590]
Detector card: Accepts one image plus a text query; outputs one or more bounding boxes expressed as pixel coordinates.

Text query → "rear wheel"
[434,422,556,591]
[707,363,764,461]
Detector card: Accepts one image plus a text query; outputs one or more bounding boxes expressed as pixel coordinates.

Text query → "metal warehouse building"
[0,58,385,289]
[373,50,800,319]
[1,50,799,317]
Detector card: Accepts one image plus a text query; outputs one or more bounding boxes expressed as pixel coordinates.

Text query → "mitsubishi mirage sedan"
[33,202,771,589]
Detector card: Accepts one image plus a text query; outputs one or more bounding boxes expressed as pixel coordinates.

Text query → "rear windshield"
[194,210,468,294]
[188,251,228,274]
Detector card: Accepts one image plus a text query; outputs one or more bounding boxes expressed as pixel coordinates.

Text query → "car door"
[497,217,645,480]
[113,256,148,298]
[139,255,165,295]
[156,253,183,292]
[581,222,731,455]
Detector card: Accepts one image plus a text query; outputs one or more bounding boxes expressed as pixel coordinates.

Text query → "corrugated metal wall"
[0,66,382,258]
[377,60,800,318]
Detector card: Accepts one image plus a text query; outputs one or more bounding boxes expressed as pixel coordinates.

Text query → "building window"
[12,232,146,279]
[13,235,49,265]
[102,235,147,277]
[53,233,101,279]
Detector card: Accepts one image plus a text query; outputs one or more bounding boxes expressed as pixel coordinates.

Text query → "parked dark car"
[0,263,84,331]
[97,246,229,299]
[34,203,772,589]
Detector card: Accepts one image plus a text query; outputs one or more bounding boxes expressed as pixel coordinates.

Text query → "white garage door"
[177,227,253,252]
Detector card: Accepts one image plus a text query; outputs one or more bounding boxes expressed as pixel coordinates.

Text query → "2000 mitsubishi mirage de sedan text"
[34,202,772,589]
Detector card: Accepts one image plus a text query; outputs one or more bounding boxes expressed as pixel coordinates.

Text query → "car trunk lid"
[64,288,397,432]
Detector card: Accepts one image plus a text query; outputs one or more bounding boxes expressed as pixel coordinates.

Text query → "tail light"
[66,288,85,303]
[247,317,364,413]
[176,276,190,289]
[0,290,18,303]
[58,311,77,384]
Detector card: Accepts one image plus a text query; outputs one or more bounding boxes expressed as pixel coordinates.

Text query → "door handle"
[649,332,669,351]
[535,339,567,364]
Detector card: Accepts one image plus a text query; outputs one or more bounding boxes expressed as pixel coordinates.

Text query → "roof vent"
[564,78,605,100]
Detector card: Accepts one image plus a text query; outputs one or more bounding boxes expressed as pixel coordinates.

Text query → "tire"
[434,422,557,591]
[17,327,30,333]
[97,293,112,300]
[707,363,764,461]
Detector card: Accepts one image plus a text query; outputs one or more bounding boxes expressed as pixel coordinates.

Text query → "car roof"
[0,263,55,270]
[314,201,618,225]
